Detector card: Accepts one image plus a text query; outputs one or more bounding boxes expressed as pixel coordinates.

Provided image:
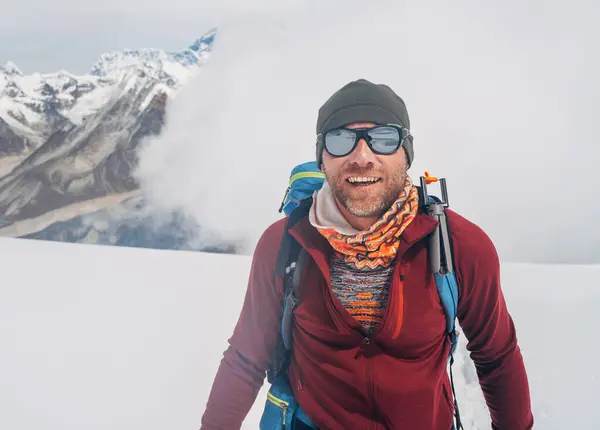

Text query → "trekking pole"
[420,172,464,430]
[420,172,452,275]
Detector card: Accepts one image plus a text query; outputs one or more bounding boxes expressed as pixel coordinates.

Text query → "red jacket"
[200,209,534,430]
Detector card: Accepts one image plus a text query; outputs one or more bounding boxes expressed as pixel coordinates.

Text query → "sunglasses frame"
[316,124,411,159]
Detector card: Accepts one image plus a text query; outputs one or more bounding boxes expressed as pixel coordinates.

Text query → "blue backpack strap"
[434,272,459,356]
[419,173,464,430]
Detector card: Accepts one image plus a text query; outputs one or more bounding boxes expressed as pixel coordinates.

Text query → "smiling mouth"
[346,176,382,187]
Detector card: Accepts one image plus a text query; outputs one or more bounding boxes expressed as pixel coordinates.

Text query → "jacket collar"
[288,210,439,274]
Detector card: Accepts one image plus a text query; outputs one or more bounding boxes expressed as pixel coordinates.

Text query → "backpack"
[259,161,463,430]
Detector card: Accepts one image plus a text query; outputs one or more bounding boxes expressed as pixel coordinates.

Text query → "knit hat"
[315,79,413,167]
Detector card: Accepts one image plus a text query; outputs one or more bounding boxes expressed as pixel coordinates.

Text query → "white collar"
[308,180,361,235]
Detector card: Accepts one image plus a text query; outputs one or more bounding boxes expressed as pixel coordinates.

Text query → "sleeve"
[200,222,286,430]
[452,215,534,430]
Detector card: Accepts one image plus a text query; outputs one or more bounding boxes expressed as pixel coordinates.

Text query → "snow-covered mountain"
[0,30,214,159]
[0,29,216,245]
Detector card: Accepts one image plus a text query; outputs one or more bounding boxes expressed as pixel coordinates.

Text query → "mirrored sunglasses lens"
[368,126,401,153]
[325,129,356,156]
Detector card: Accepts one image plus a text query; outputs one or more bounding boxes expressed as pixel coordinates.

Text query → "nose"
[346,138,376,167]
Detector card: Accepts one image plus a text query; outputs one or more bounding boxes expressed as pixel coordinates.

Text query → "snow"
[0,73,7,93]
[0,237,597,429]
[453,263,600,429]
[118,68,145,95]
[0,29,215,153]
[1,61,23,76]
[13,73,45,100]
[0,97,45,145]
[4,71,108,127]
[64,83,115,125]
[88,47,205,81]
[90,49,162,77]
[0,74,56,148]
[161,60,197,85]
[139,82,170,113]
[0,94,44,127]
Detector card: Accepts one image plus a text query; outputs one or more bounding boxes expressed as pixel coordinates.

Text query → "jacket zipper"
[267,392,289,429]
[364,340,378,430]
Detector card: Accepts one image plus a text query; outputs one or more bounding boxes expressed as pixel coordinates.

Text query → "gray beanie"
[315,78,413,167]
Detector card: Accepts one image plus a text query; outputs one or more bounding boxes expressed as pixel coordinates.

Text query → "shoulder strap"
[275,198,311,276]
[267,199,312,383]
[281,246,307,349]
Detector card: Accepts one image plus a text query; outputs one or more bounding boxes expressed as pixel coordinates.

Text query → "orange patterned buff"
[318,176,419,270]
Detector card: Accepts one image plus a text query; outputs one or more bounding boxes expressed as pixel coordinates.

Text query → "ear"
[316,139,325,171]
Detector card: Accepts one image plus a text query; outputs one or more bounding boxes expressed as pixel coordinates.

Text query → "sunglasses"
[317,124,410,158]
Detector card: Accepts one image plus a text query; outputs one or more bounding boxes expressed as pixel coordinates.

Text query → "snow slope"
[0,237,598,429]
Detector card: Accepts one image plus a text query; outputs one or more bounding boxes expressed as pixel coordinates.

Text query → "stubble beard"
[327,167,408,219]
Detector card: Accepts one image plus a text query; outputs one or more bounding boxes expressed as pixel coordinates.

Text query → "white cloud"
[132,0,600,263]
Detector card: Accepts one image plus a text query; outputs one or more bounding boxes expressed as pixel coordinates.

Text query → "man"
[200,79,534,429]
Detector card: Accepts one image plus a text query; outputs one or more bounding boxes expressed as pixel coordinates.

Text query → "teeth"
[348,177,380,183]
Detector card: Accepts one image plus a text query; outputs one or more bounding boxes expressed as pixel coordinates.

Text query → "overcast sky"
[3,0,600,264]
[0,0,260,74]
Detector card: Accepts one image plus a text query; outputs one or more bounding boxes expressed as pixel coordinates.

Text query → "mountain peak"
[189,27,217,53]
[88,28,217,78]
[1,61,23,76]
